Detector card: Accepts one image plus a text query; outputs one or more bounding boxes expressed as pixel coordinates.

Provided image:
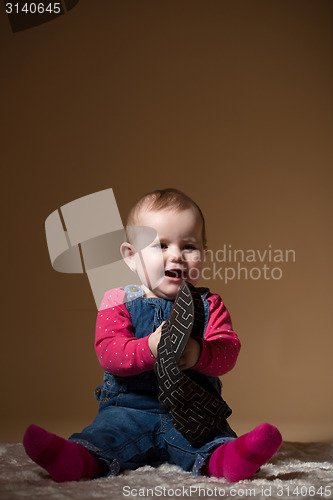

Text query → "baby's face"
[132,208,205,300]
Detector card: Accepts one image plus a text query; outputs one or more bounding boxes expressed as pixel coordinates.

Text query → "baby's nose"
[169,247,182,261]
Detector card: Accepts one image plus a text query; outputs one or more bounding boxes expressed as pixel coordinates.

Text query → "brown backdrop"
[1,0,332,442]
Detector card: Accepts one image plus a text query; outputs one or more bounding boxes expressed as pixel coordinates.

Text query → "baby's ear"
[120,242,137,273]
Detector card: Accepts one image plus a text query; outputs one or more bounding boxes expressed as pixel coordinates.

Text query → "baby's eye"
[154,242,168,249]
[182,244,197,251]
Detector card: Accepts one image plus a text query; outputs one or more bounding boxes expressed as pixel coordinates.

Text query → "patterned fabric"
[155,282,232,446]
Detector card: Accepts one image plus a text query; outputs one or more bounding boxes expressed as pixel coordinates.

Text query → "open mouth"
[165,269,184,279]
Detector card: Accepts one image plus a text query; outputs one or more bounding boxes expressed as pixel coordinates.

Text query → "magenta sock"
[23,424,104,482]
[207,423,282,482]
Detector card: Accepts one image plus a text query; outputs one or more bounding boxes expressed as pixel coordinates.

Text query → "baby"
[23,188,282,482]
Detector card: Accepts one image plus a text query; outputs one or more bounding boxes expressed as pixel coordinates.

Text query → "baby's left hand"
[178,338,201,370]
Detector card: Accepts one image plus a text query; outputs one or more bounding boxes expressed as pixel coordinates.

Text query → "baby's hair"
[126,188,207,246]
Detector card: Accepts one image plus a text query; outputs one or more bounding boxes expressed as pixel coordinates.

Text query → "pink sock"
[207,423,282,482]
[23,424,104,482]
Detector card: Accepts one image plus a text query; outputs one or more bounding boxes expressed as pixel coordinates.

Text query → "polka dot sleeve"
[192,294,241,377]
[95,289,156,376]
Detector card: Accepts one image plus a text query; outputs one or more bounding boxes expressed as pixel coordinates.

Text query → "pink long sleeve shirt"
[95,288,241,378]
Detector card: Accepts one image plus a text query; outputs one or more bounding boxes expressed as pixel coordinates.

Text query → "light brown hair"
[126,188,207,246]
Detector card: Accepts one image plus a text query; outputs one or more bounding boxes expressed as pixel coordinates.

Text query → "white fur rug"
[0,441,332,500]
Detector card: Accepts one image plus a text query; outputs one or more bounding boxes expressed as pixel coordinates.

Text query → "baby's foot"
[207,423,282,482]
[23,424,104,482]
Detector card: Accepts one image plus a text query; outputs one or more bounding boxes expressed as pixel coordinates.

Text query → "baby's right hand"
[148,322,165,358]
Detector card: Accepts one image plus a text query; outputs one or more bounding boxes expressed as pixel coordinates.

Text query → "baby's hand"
[178,338,201,371]
[148,322,165,358]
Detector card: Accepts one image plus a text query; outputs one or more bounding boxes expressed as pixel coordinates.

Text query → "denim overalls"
[69,286,237,476]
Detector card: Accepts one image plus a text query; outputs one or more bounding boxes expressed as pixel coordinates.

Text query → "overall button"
[95,387,101,398]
